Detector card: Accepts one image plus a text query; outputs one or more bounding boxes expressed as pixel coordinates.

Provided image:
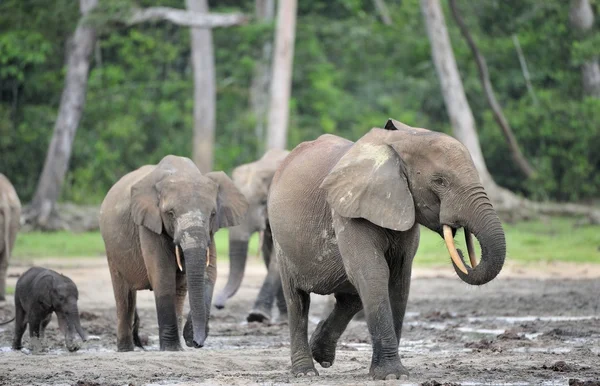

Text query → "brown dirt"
[0,258,599,386]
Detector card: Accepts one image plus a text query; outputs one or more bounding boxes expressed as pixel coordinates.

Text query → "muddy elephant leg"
[279,252,318,376]
[275,284,288,323]
[247,251,282,323]
[12,302,27,350]
[139,229,180,351]
[388,250,415,346]
[28,311,45,354]
[108,264,137,352]
[334,216,408,381]
[40,314,52,340]
[310,292,362,368]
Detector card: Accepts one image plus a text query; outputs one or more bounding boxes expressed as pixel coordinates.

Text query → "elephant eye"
[433,177,447,187]
[166,210,175,217]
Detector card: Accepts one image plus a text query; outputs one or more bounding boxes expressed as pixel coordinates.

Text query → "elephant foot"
[160,341,183,351]
[66,342,81,352]
[117,339,134,352]
[292,364,319,377]
[247,309,271,324]
[30,337,45,355]
[309,321,337,368]
[369,359,409,381]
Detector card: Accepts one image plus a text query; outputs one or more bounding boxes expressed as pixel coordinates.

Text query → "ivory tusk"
[443,225,468,275]
[206,248,210,267]
[175,245,183,271]
[465,230,478,268]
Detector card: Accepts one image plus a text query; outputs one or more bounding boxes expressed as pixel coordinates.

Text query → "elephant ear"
[320,130,415,231]
[206,171,249,229]
[131,170,164,234]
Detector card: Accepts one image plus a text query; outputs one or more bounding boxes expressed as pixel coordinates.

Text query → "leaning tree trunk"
[266,0,298,150]
[420,0,600,222]
[569,0,600,98]
[448,0,536,179]
[25,0,98,230]
[187,0,216,174]
[250,0,275,157]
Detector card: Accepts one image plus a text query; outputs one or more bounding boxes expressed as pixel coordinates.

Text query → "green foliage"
[0,0,598,204]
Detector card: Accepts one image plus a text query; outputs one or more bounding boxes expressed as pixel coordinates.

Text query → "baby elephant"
[12,267,87,353]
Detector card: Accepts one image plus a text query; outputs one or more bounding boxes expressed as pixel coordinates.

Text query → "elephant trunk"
[214,232,249,309]
[445,187,506,286]
[182,241,209,348]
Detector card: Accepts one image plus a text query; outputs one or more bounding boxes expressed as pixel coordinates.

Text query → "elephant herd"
[0,118,506,380]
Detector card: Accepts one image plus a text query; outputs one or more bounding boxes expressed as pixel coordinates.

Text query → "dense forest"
[1,0,598,206]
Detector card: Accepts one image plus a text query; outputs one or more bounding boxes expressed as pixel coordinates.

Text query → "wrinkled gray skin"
[100,155,248,351]
[0,173,21,302]
[12,267,87,353]
[213,149,289,323]
[268,119,506,380]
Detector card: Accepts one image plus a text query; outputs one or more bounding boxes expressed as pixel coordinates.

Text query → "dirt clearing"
[1,258,599,386]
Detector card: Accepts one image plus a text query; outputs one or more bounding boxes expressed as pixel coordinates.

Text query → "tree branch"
[372,0,393,25]
[128,7,248,28]
[511,34,539,106]
[448,0,536,179]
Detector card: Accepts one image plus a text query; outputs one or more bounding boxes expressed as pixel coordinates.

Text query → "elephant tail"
[0,316,15,325]
[132,309,146,350]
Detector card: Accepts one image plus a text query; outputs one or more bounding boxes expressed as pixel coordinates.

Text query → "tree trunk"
[250,0,275,157]
[25,0,98,229]
[448,0,536,178]
[266,0,298,150]
[569,0,600,98]
[187,0,216,174]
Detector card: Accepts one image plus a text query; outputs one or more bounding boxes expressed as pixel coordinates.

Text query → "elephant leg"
[40,314,52,340]
[275,284,288,323]
[108,265,137,352]
[28,312,44,354]
[388,249,416,346]
[247,250,281,323]
[334,216,408,380]
[12,301,27,350]
[279,253,318,376]
[310,292,362,368]
[139,229,180,351]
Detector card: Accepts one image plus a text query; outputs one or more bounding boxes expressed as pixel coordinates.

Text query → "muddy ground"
[1,257,599,386]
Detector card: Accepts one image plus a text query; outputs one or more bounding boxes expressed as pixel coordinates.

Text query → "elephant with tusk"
[100,155,248,351]
[267,119,506,380]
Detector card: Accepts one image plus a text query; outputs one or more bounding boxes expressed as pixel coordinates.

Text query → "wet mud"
[0,259,599,386]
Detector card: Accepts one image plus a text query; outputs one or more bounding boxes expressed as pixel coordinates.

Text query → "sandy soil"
[1,257,599,386]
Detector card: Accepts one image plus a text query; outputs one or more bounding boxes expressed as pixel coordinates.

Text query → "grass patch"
[12,217,599,264]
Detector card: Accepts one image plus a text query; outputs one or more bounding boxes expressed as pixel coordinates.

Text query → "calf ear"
[131,170,163,234]
[206,171,249,229]
[320,129,415,231]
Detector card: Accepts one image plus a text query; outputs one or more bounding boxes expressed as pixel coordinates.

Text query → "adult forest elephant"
[0,173,21,301]
[213,149,289,324]
[100,155,247,351]
[268,119,506,380]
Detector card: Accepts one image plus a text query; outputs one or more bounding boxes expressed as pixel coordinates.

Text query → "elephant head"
[320,119,505,285]
[49,277,87,351]
[130,156,247,347]
[214,149,289,309]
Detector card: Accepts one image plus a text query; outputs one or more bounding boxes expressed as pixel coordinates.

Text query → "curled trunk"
[450,189,506,286]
